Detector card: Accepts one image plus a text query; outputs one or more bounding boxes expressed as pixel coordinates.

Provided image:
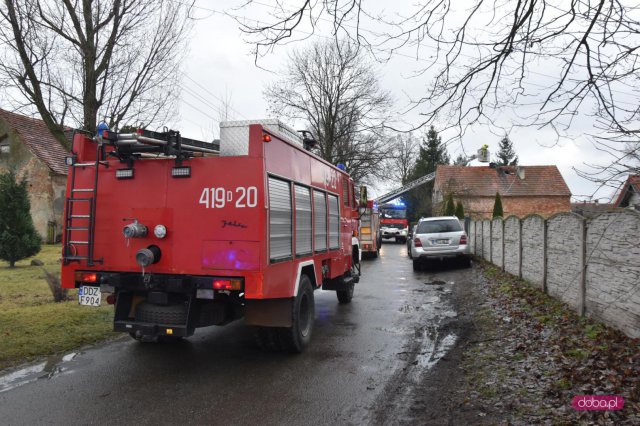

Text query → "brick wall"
[461,195,570,219]
[470,210,640,339]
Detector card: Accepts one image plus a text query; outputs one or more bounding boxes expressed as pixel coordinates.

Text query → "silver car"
[411,216,471,271]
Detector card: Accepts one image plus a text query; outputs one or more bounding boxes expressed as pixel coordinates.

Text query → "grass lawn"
[0,245,115,370]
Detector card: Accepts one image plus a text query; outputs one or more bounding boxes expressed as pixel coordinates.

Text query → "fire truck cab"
[61,119,362,352]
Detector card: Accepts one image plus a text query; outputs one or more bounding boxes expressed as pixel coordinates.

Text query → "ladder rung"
[74,162,97,167]
[69,241,89,244]
[72,189,95,193]
[69,198,92,202]
[68,227,89,231]
[64,256,89,260]
[71,215,91,218]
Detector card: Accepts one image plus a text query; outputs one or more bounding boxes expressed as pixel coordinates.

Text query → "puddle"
[413,333,458,373]
[376,326,411,335]
[0,352,77,393]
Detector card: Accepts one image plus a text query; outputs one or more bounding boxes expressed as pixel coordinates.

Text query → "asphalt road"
[0,243,477,425]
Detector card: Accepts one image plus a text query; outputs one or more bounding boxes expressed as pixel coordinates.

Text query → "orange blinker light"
[262,134,272,142]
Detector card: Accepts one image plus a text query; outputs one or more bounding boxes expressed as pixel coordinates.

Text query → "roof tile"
[435,165,571,197]
[0,109,69,175]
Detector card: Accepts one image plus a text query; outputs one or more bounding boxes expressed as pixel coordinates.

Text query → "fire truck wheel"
[280,274,315,353]
[337,282,354,304]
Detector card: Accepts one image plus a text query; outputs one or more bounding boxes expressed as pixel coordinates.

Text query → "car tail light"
[460,235,468,245]
[414,238,422,247]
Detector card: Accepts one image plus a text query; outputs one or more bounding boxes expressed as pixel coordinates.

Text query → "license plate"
[434,239,450,245]
[79,286,101,307]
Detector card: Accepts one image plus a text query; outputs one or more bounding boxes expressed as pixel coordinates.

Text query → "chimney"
[516,166,525,180]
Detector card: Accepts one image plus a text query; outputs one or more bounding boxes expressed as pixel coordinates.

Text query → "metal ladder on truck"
[62,136,107,266]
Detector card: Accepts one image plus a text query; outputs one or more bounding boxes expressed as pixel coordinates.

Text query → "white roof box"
[219,119,303,156]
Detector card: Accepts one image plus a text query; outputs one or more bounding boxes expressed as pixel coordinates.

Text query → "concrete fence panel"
[491,218,504,269]
[585,210,640,339]
[482,219,492,261]
[476,220,483,258]
[546,213,585,312]
[504,216,521,277]
[521,215,545,289]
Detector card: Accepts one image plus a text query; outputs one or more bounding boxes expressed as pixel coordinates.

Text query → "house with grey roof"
[0,109,70,242]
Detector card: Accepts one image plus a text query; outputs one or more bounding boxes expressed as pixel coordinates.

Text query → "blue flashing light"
[336,163,346,171]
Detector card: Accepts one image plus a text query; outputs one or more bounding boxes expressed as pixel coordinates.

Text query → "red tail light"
[460,235,468,245]
[414,238,422,247]
[212,279,243,291]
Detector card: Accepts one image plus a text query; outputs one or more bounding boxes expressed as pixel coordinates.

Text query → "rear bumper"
[381,229,407,238]
[115,321,192,338]
[412,245,469,259]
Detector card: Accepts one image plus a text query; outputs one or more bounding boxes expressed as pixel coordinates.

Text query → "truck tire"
[135,302,188,325]
[337,282,354,304]
[278,274,315,353]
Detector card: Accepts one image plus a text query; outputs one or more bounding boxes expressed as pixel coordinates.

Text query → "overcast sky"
[164,1,618,202]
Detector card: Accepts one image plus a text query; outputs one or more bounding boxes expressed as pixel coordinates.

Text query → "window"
[416,219,462,234]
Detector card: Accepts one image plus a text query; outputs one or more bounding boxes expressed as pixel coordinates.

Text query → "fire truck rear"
[359,200,381,257]
[61,120,362,352]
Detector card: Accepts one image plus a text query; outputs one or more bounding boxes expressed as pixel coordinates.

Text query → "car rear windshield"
[416,219,462,234]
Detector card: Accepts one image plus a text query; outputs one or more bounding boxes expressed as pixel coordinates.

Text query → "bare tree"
[384,132,419,184]
[237,1,640,189]
[0,0,192,149]
[265,39,392,184]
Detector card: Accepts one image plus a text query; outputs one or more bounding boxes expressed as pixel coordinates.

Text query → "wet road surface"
[0,243,478,425]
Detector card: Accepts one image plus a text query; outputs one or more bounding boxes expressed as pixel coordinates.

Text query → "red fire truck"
[61,119,362,352]
[379,202,409,243]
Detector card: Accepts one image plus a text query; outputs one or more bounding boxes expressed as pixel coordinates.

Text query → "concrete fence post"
[518,218,523,279]
[543,219,548,294]
[579,218,587,316]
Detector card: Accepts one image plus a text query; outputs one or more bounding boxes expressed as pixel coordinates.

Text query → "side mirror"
[359,186,368,208]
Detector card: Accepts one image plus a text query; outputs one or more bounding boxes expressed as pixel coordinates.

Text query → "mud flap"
[245,298,294,327]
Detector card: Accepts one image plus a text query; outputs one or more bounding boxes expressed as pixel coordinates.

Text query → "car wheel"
[412,258,421,271]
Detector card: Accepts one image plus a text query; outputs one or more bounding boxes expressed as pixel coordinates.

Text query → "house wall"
[0,123,65,242]
[460,195,570,219]
[469,210,640,339]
